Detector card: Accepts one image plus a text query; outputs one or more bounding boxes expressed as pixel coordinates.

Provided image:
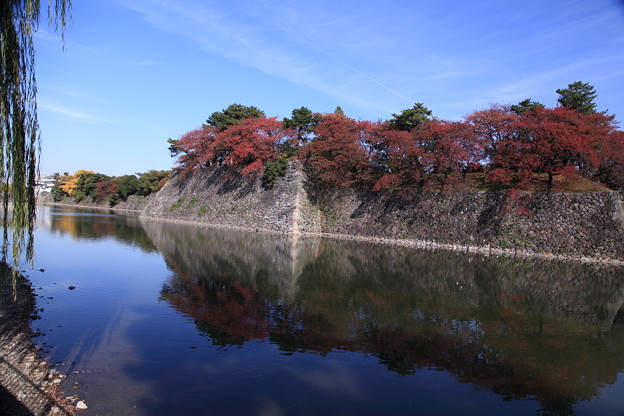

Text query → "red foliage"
[157,177,169,189]
[598,129,624,189]
[174,117,286,179]
[369,124,424,190]
[464,105,620,188]
[217,117,284,178]
[171,104,624,191]
[416,119,481,177]
[506,107,615,186]
[466,105,520,166]
[174,125,221,175]
[303,113,376,188]
[94,181,118,204]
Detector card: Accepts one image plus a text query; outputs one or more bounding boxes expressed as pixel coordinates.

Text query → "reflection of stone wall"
[140,219,321,300]
[306,239,624,328]
[142,219,624,328]
[146,222,624,414]
[141,162,624,261]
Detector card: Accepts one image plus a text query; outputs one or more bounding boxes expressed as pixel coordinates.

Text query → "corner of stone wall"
[288,161,322,234]
[609,191,624,231]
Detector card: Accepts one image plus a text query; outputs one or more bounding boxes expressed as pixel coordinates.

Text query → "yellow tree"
[59,169,93,195]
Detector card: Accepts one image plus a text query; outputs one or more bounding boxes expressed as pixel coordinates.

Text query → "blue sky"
[35,0,624,176]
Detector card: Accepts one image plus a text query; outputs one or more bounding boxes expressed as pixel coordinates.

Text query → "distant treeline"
[50,170,171,205]
[169,81,624,191]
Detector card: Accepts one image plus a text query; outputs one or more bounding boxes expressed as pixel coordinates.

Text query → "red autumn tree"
[416,119,482,178]
[94,181,118,204]
[303,113,375,188]
[173,125,221,175]
[465,105,520,176]
[369,123,424,190]
[597,130,624,189]
[217,116,285,178]
[516,107,615,186]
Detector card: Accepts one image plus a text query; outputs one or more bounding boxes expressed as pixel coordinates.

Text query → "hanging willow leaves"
[0,0,71,288]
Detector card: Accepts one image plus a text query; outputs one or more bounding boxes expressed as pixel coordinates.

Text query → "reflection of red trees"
[92,218,116,236]
[162,267,272,344]
[162,267,357,353]
[160,267,624,414]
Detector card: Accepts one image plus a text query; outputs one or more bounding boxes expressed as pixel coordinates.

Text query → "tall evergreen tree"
[388,103,432,131]
[334,106,345,116]
[206,104,265,131]
[282,107,320,142]
[511,98,545,114]
[556,81,598,115]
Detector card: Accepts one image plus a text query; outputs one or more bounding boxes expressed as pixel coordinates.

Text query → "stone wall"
[141,161,624,262]
[315,188,624,261]
[141,161,321,234]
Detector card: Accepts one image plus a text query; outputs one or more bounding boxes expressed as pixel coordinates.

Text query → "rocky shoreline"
[0,266,77,415]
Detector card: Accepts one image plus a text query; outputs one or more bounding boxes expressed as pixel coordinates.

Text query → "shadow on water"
[128,218,624,415]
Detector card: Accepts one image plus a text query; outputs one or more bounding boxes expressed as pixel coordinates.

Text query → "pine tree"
[556,81,597,115]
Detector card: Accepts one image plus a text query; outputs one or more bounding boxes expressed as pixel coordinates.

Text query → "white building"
[35,174,56,196]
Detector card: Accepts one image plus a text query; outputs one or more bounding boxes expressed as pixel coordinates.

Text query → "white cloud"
[116,0,413,114]
[39,100,116,124]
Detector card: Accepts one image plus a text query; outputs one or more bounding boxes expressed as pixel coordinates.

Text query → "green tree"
[50,172,70,201]
[113,175,139,200]
[556,81,597,115]
[137,170,170,195]
[334,106,345,116]
[388,103,432,131]
[73,172,109,202]
[167,138,181,157]
[206,104,265,131]
[282,107,320,142]
[511,98,545,114]
[1,0,71,279]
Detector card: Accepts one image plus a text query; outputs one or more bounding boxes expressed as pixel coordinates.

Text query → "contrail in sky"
[277,24,413,105]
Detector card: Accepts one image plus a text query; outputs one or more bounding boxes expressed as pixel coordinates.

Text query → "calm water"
[21,206,624,415]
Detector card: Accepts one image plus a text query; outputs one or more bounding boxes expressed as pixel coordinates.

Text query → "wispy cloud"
[39,100,116,124]
[276,24,412,104]
[114,0,624,120]
[496,54,624,99]
[35,28,106,61]
[116,0,413,113]
[39,85,102,102]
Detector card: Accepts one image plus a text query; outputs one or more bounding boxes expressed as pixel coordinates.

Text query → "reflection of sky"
[575,373,624,416]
